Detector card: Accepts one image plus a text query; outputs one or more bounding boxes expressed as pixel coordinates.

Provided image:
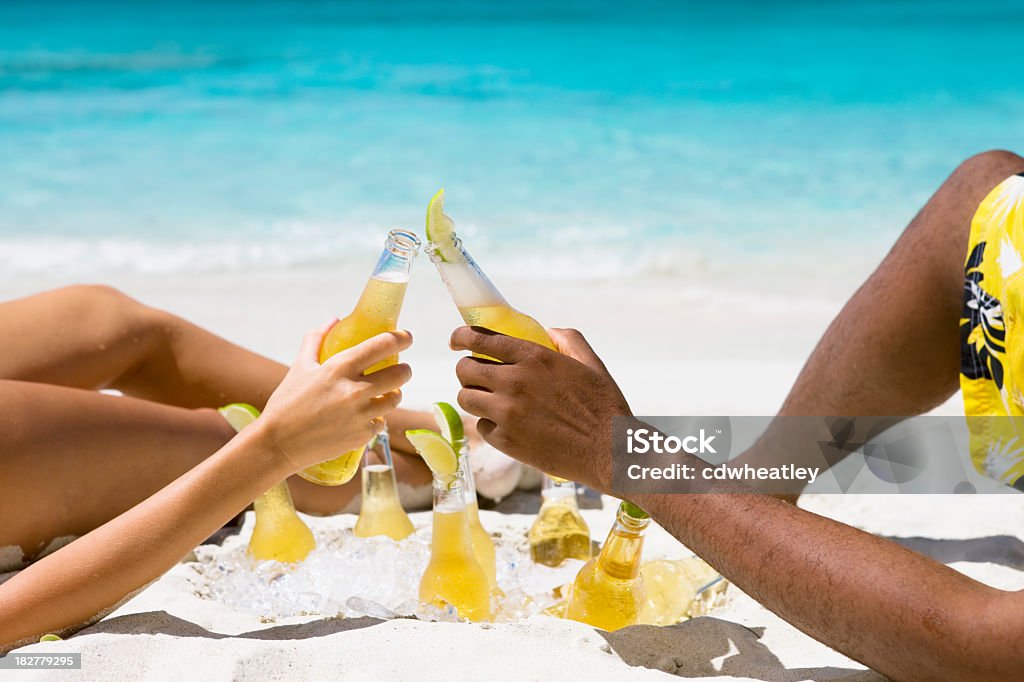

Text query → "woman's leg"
[0,285,431,516]
[0,285,286,409]
[0,377,390,548]
[0,380,237,560]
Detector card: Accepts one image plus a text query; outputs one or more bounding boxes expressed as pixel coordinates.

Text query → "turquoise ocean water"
[2,0,1024,277]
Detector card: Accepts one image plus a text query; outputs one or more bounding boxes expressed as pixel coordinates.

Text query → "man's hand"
[450,326,630,491]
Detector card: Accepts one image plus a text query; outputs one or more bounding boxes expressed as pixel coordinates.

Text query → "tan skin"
[450,150,1024,681]
[0,285,434,561]
[0,324,415,653]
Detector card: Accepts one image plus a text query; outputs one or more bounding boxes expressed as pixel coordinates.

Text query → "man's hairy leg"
[782,150,1024,416]
[740,150,1024,490]
[656,151,1024,679]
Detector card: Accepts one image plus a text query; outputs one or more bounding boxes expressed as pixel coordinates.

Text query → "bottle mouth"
[387,228,422,257]
[425,234,462,265]
[432,475,467,511]
[620,501,649,520]
[432,473,462,491]
[617,501,651,531]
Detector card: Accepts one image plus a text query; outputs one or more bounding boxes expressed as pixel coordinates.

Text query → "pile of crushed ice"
[188,524,585,623]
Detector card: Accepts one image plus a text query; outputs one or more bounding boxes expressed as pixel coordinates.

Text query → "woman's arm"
[0,425,287,651]
[0,322,413,652]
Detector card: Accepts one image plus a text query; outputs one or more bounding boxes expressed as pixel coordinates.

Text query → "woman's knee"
[58,284,144,322]
[59,284,169,345]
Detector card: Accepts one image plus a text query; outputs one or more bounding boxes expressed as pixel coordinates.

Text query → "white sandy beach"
[4,0,1024,677]
[9,494,1024,682]
[4,263,1019,681]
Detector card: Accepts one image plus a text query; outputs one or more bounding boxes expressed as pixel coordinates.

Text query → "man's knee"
[913,149,1024,247]
[950,149,1024,191]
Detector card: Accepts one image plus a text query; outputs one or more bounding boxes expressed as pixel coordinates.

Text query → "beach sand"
[11,494,1023,682]
[5,265,1018,681]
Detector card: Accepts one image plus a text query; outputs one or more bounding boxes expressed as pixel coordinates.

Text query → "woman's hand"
[0,321,412,652]
[260,319,413,472]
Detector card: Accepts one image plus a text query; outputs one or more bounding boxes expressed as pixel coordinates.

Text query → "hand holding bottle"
[0,321,413,651]
[261,320,413,473]
[450,326,630,492]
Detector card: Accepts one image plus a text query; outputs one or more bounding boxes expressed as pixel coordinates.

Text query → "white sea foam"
[0,212,879,312]
[0,234,372,276]
[0,233,644,280]
[0,232,821,280]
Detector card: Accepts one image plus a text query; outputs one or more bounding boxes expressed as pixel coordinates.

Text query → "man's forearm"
[635,488,1024,681]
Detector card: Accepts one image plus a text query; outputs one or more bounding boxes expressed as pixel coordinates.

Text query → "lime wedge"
[425,188,461,262]
[218,403,261,433]
[621,501,649,520]
[405,429,460,477]
[39,634,62,642]
[432,401,465,445]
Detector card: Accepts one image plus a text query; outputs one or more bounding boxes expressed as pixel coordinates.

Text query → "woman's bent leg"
[0,285,287,409]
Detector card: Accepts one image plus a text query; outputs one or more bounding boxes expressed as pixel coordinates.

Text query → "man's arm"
[637,488,1024,682]
[449,327,1024,681]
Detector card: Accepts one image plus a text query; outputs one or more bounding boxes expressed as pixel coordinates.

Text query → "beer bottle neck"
[370,228,420,282]
[455,441,477,500]
[597,504,650,580]
[429,235,509,308]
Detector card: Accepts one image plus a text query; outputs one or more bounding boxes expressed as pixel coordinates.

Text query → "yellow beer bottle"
[218,403,316,564]
[425,190,555,355]
[354,432,415,540]
[418,472,492,622]
[528,474,592,567]
[455,439,498,589]
[300,228,420,486]
[565,501,650,631]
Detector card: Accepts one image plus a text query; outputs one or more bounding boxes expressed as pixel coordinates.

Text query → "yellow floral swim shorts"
[960,172,1024,490]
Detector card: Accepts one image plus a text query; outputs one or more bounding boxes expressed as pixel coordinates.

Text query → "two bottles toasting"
[301,189,558,487]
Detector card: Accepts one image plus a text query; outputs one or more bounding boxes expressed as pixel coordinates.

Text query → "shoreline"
[0,254,962,418]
